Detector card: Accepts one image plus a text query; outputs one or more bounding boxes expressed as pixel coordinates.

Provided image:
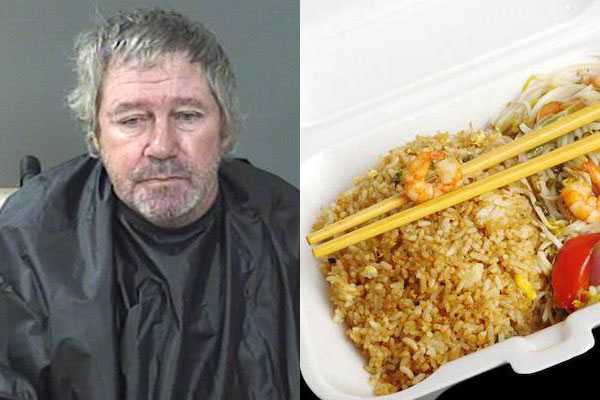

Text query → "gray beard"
[126,161,220,227]
[131,179,205,225]
[102,154,221,228]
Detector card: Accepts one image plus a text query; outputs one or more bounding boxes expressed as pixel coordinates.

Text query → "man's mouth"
[140,176,188,183]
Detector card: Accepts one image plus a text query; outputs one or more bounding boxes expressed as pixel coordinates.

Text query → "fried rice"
[312,129,568,395]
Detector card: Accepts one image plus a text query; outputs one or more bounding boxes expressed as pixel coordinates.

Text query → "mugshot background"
[0,0,298,188]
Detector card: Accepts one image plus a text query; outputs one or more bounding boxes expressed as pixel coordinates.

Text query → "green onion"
[392,171,404,185]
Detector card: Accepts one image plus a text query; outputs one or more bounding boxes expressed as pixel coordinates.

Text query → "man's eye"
[176,112,201,122]
[120,117,141,126]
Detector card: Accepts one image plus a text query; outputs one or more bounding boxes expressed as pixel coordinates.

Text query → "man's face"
[97,52,222,228]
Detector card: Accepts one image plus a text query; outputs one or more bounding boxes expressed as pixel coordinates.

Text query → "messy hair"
[67,8,240,156]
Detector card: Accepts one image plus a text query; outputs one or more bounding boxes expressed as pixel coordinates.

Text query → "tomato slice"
[552,233,600,310]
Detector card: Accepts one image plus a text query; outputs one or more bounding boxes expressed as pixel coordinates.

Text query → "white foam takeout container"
[300,0,600,399]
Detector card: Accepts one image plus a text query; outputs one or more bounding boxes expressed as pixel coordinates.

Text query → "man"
[0,9,298,400]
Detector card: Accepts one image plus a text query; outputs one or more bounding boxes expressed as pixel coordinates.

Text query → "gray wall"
[0,0,299,188]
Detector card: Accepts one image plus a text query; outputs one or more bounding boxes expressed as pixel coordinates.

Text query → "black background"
[301,326,600,398]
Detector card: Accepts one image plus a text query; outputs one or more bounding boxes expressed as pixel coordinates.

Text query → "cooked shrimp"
[560,161,600,222]
[582,160,600,186]
[537,100,583,122]
[403,151,463,203]
[538,102,564,121]
[585,74,600,89]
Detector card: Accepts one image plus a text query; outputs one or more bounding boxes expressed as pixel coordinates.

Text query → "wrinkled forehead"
[99,51,218,113]
[101,51,211,98]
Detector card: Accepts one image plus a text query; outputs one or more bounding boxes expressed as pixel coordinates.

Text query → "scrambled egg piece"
[515,274,536,301]
[361,265,378,279]
[544,218,568,237]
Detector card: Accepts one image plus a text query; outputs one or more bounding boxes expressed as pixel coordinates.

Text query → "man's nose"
[144,118,178,159]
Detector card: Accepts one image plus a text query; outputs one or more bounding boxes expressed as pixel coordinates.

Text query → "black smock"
[0,156,299,400]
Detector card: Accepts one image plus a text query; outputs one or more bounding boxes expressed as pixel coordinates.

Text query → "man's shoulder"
[219,158,298,219]
[0,155,102,228]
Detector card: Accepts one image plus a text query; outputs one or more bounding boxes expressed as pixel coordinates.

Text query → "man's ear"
[220,135,230,153]
[89,131,101,156]
[219,120,234,154]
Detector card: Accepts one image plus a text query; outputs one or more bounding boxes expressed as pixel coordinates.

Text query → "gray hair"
[67,8,240,156]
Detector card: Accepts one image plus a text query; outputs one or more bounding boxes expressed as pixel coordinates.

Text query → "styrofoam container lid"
[301,1,600,399]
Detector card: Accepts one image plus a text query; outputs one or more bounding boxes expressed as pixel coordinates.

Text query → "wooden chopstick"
[307,102,600,245]
[312,127,600,258]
